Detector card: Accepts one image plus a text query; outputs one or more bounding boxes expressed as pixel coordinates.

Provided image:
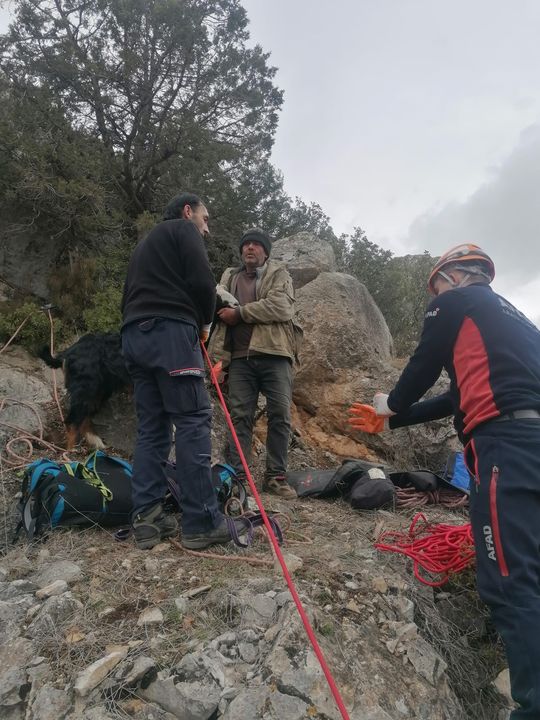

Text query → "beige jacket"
[208,260,303,368]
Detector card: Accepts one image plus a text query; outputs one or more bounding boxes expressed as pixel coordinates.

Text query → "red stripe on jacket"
[453,317,499,435]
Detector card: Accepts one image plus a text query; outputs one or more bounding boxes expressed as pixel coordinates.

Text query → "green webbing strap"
[71,453,114,504]
[84,451,114,502]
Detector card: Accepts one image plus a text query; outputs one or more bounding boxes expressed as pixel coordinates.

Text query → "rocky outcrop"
[0,348,54,447]
[0,223,59,299]
[272,232,337,289]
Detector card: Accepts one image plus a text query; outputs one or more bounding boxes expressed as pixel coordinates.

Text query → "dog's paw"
[85,432,106,450]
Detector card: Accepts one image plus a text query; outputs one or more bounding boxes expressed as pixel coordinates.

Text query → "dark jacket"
[388,284,540,441]
[121,219,216,330]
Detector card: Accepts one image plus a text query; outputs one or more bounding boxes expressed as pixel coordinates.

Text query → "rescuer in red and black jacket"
[349,244,540,719]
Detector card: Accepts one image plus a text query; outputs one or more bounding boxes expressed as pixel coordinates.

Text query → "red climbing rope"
[375,512,475,587]
[201,343,351,720]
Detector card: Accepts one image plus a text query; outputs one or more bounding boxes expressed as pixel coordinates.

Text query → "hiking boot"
[182,518,236,550]
[133,503,178,550]
[262,475,297,499]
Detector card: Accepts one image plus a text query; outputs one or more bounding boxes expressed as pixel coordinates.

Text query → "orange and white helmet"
[427,244,495,295]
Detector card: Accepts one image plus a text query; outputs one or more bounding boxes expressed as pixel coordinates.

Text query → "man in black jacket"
[349,244,540,719]
[122,192,231,550]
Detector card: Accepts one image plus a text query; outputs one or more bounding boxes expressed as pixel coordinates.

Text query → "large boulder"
[296,271,393,381]
[272,232,337,290]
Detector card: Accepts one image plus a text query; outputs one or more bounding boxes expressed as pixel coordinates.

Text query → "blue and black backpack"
[16,450,133,539]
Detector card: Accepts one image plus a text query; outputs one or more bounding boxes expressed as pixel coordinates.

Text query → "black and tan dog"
[39,332,131,450]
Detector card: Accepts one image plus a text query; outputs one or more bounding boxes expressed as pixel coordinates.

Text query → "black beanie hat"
[239,229,272,257]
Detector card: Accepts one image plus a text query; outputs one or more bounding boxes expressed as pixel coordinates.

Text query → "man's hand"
[199,323,212,344]
[348,403,388,434]
[218,307,241,326]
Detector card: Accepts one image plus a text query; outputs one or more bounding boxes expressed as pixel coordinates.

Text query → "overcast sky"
[2,1,539,322]
[242,0,540,323]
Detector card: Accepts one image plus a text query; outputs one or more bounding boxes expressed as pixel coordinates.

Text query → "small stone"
[395,622,418,642]
[264,625,280,643]
[220,631,238,646]
[105,643,128,654]
[238,628,259,643]
[238,642,258,664]
[124,656,157,686]
[406,637,447,685]
[390,596,415,623]
[345,581,360,590]
[137,608,164,625]
[31,561,82,588]
[25,604,41,622]
[144,558,159,574]
[346,599,362,614]
[121,559,132,570]
[36,549,51,564]
[174,597,189,614]
[274,591,291,607]
[8,579,39,597]
[35,580,68,599]
[0,666,27,706]
[372,577,388,594]
[279,552,303,574]
[98,607,116,619]
[150,542,170,553]
[30,682,72,719]
[65,628,86,644]
[74,649,128,697]
[182,585,211,599]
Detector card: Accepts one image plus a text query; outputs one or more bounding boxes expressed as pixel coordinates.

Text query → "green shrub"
[0,301,65,354]
[83,286,123,332]
[48,258,98,331]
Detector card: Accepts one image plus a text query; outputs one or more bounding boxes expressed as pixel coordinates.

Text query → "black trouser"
[227,355,292,478]
[466,419,540,719]
[121,318,221,534]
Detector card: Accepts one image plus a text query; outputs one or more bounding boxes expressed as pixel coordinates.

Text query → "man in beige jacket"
[209,229,301,498]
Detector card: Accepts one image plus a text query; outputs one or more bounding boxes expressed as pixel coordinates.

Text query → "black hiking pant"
[122,318,222,534]
[226,355,292,479]
[466,418,540,718]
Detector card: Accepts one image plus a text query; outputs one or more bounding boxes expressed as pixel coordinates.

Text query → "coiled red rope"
[201,343,351,720]
[375,512,475,587]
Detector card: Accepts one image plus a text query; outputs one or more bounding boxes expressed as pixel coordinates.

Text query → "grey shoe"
[182,519,234,550]
[133,503,178,550]
[263,475,297,499]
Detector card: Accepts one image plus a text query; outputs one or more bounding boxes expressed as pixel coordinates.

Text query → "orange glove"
[348,403,388,434]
